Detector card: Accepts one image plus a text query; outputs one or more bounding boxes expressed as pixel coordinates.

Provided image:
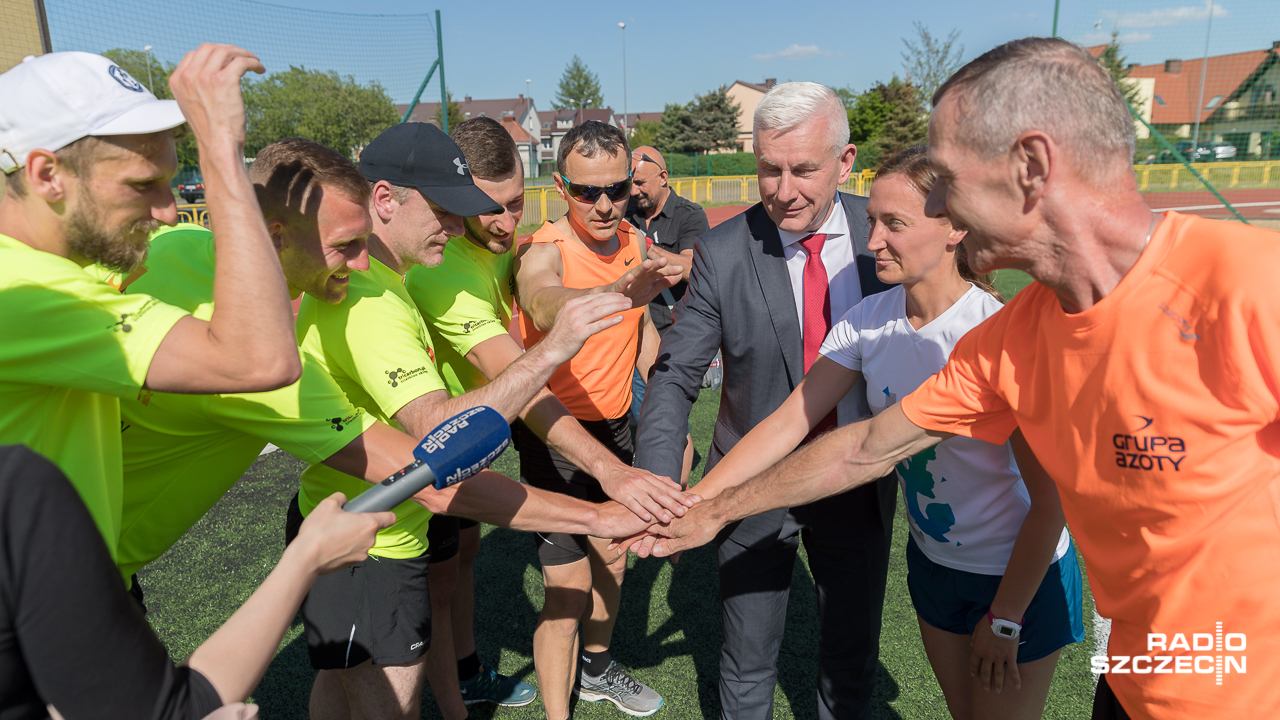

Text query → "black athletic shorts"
[425,514,479,565]
[512,416,630,567]
[286,494,432,669]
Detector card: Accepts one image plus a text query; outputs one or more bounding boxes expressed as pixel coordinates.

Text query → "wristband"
[987,609,1023,640]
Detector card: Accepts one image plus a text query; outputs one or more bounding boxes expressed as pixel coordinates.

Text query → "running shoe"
[459,660,536,707]
[574,661,663,717]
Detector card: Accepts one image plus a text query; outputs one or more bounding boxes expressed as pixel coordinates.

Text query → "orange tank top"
[519,221,645,421]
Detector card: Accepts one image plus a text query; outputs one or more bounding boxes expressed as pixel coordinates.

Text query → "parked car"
[1165,140,1238,163]
[177,175,205,204]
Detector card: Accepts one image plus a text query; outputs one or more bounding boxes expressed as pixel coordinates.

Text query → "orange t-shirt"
[519,221,646,421]
[901,212,1280,719]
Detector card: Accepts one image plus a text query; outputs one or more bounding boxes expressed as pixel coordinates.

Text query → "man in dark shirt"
[623,146,709,487]
[623,146,710,333]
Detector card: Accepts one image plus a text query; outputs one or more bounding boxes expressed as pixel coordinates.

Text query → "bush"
[664,152,757,177]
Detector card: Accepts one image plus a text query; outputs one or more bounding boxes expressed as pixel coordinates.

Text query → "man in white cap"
[0,44,302,561]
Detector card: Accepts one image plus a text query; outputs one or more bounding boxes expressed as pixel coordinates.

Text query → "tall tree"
[900,22,964,110]
[689,86,741,153]
[655,102,696,154]
[242,67,399,158]
[553,56,603,110]
[874,78,929,160]
[1098,30,1146,116]
[433,90,465,132]
[102,48,198,168]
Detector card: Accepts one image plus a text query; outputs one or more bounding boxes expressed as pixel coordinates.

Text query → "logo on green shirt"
[461,319,495,334]
[386,366,431,388]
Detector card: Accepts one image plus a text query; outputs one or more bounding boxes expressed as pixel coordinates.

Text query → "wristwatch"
[987,610,1023,640]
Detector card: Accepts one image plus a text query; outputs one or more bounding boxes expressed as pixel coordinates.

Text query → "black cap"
[359,122,501,217]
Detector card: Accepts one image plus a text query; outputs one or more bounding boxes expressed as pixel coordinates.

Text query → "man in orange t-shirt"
[514,120,681,719]
[631,38,1280,720]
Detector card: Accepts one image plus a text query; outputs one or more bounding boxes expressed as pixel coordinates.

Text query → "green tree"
[688,86,740,153]
[433,90,465,132]
[629,119,660,149]
[241,67,399,159]
[102,48,198,169]
[1099,31,1146,119]
[900,21,964,110]
[874,78,929,160]
[846,84,893,170]
[553,55,603,110]
[655,102,696,153]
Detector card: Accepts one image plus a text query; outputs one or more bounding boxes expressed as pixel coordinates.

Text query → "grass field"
[139,294,1101,719]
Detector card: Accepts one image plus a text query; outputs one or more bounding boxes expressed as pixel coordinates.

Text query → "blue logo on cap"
[108,65,146,93]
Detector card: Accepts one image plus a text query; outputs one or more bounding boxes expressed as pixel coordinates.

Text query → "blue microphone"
[343,406,510,513]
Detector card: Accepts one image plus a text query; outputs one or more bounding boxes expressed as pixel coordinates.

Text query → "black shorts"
[425,514,479,565]
[286,494,432,669]
[512,416,630,567]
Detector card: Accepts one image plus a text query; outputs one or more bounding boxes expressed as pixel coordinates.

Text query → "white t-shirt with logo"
[820,284,1071,574]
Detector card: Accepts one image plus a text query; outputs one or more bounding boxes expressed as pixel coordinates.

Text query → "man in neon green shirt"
[96,138,414,588]
[296,122,656,720]
[0,46,303,563]
[406,117,696,716]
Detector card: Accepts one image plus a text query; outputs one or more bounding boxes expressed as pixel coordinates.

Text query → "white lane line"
[1151,200,1280,212]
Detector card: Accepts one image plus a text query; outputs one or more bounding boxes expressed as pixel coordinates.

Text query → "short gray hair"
[933,37,1136,184]
[753,82,849,156]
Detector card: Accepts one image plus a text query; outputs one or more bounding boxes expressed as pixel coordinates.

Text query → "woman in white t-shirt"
[688,146,1082,719]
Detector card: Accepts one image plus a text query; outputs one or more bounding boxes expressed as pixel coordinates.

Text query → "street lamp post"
[1191,4,1217,158]
[619,22,627,133]
[143,45,154,92]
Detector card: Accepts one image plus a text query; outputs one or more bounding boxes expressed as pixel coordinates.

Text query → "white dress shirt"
[776,195,864,423]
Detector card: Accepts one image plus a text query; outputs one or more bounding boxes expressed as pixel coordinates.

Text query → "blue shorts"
[906,535,1084,663]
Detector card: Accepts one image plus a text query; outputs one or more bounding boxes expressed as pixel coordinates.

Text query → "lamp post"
[526,78,531,99]
[1191,3,1217,158]
[143,45,154,92]
[619,22,628,133]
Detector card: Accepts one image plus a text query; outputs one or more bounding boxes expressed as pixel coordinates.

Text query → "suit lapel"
[745,207,803,386]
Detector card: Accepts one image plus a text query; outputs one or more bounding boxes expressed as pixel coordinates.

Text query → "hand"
[169,43,265,151]
[591,500,660,541]
[609,258,682,307]
[969,619,1022,693]
[292,493,395,575]
[200,704,259,720]
[540,292,632,365]
[596,465,698,523]
[610,501,722,559]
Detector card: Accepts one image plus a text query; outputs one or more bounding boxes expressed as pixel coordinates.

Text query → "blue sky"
[45,0,1279,112]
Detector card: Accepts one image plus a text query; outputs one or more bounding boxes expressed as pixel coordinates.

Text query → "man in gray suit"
[633,82,897,720]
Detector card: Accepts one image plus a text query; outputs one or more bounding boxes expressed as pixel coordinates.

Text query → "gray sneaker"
[574,661,664,716]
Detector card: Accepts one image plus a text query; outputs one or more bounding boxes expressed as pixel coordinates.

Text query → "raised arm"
[643,403,949,557]
[514,241,681,332]
[967,430,1068,694]
[145,44,300,394]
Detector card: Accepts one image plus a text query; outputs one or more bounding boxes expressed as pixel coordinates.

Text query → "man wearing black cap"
[295,121,638,720]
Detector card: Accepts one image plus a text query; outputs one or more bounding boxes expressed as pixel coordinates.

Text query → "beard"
[633,193,656,212]
[65,192,158,273]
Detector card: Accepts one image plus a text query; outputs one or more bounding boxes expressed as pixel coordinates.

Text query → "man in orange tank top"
[514,121,682,719]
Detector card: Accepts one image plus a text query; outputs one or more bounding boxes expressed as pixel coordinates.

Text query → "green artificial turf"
[140,386,1097,719]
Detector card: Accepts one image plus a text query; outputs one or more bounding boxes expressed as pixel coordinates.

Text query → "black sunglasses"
[557,172,632,203]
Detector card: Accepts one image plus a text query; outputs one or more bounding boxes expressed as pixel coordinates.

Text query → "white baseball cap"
[0,51,186,173]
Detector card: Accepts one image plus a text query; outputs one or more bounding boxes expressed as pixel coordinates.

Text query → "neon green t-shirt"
[0,233,187,562]
[91,224,376,580]
[296,258,448,559]
[405,236,515,396]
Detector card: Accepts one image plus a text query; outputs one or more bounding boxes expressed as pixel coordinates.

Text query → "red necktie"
[799,233,838,442]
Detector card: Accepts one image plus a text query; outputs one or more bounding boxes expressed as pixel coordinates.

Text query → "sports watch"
[987,610,1023,640]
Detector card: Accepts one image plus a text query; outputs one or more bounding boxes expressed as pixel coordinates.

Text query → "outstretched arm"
[640,403,949,557]
[394,292,632,435]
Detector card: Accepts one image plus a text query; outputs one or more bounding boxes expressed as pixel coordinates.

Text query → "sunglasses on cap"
[557,172,632,203]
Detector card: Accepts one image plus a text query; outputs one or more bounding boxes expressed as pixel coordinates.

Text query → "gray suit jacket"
[634,192,897,546]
